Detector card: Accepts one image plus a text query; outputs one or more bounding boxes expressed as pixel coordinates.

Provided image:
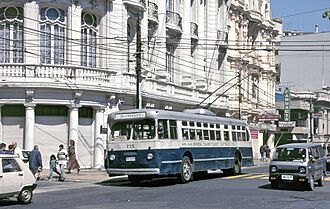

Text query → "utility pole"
[309,96,314,141]
[238,67,242,120]
[136,12,142,109]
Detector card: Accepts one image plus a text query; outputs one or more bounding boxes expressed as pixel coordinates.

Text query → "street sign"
[256,114,280,121]
[278,121,296,128]
[283,88,291,121]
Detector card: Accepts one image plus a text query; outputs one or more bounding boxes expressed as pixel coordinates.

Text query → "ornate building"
[0,0,279,167]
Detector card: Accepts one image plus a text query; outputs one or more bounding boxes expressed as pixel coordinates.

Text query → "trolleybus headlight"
[299,167,306,174]
[147,153,154,160]
[270,166,277,173]
[110,154,116,161]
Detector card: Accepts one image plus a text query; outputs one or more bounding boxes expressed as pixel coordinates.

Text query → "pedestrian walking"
[259,145,265,162]
[49,154,61,181]
[57,144,68,181]
[66,139,80,174]
[265,145,271,162]
[12,142,23,158]
[29,145,43,180]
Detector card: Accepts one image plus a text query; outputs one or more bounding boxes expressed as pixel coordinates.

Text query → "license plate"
[126,157,136,162]
[281,175,293,180]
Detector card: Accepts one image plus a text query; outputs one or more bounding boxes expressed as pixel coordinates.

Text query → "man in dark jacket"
[29,145,43,176]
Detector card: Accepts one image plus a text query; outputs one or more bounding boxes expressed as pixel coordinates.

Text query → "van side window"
[318,147,325,158]
[311,148,319,159]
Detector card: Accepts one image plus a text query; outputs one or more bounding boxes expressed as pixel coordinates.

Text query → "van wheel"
[17,187,33,204]
[307,176,315,191]
[178,156,193,183]
[318,174,325,187]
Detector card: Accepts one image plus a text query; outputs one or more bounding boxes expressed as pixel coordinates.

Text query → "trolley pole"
[238,68,242,120]
[136,13,142,109]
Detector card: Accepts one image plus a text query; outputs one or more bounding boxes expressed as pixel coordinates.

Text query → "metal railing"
[166,11,182,30]
[190,22,198,38]
[148,2,158,21]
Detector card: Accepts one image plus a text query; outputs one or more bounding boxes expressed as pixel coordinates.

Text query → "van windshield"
[273,147,306,161]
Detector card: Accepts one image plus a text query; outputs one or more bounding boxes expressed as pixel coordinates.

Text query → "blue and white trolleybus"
[105,108,253,183]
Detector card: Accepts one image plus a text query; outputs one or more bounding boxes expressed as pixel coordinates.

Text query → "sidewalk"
[39,168,115,183]
[253,159,270,167]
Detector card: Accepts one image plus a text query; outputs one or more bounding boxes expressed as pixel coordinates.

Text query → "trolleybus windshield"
[111,119,155,140]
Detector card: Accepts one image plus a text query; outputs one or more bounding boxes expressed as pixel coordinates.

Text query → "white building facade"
[0,0,279,167]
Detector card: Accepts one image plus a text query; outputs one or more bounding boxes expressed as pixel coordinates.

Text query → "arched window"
[40,7,65,64]
[0,7,23,63]
[81,12,97,67]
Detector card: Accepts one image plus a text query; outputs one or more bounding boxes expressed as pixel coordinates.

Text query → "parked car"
[0,154,37,204]
[269,143,326,191]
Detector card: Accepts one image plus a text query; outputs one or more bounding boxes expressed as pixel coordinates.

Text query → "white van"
[0,154,37,204]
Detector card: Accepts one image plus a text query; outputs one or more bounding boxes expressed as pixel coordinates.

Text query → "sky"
[270,0,330,32]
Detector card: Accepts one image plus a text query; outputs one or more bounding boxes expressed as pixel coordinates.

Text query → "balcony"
[148,2,158,23]
[166,11,182,34]
[190,22,198,40]
[122,0,146,11]
[217,30,228,48]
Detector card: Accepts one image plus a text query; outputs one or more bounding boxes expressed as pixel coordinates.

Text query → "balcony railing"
[190,22,198,40]
[166,11,182,32]
[217,30,228,48]
[122,0,146,11]
[148,2,158,23]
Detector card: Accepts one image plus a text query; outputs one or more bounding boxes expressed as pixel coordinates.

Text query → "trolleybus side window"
[189,128,196,140]
[224,125,229,141]
[203,129,209,140]
[210,130,215,140]
[158,119,169,139]
[232,125,237,141]
[197,129,202,140]
[169,120,178,139]
[216,130,221,140]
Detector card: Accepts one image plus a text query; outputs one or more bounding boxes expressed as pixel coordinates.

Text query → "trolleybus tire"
[222,157,241,176]
[178,156,193,183]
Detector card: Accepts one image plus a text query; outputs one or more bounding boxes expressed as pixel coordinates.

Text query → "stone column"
[24,104,36,150]
[93,107,105,168]
[68,105,80,143]
[24,0,39,65]
[67,4,82,66]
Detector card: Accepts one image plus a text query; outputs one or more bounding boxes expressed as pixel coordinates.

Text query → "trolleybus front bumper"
[106,168,160,175]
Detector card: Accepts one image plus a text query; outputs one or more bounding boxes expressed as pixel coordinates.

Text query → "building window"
[40,7,65,64]
[81,12,97,67]
[0,7,23,63]
[166,43,175,82]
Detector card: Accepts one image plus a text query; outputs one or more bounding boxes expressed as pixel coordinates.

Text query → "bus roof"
[108,109,247,126]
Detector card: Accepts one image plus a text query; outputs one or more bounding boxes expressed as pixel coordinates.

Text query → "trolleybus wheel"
[179,156,193,183]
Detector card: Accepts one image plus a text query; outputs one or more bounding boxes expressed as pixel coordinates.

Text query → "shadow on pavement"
[0,199,21,207]
[259,183,308,192]
[98,172,229,187]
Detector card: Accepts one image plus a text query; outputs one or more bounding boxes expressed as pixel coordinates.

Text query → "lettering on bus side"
[126,144,135,149]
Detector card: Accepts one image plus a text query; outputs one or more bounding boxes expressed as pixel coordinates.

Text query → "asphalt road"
[2,165,330,209]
